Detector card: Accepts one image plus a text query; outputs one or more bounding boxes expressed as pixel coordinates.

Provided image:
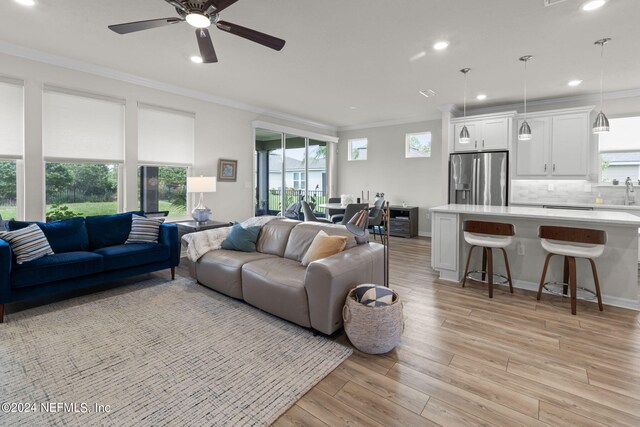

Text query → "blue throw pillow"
[84,211,144,250]
[221,223,262,252]
[8,217,89,253]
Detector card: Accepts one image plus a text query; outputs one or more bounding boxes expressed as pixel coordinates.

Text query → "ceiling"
[1,0,639,128]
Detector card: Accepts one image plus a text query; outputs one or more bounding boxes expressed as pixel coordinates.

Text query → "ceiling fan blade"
[203,0,239,13]
[163,0,189,14]
[216,20,285,51]
[108,18,182,35]
[196,29,218,63]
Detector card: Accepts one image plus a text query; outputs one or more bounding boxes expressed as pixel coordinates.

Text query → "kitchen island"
[430,204,640,310]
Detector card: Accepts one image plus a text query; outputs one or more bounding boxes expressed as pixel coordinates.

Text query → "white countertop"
[510,201,640,211]
[430,204,640,226]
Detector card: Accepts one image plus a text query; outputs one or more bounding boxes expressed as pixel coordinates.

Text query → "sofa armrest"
[159,223,180,267]
[304,243,384,335]
[0,239,12,303]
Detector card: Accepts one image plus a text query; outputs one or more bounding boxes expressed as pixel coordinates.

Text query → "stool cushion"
[541,239,605,259]
[464,232,513,249]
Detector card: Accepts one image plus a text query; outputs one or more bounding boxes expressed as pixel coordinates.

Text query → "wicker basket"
[342,287,403,354]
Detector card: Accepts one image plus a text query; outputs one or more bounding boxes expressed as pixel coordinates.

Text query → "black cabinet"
[387,206,418,238]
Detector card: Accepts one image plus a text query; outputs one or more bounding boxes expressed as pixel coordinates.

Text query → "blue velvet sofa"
[0,212,180,323]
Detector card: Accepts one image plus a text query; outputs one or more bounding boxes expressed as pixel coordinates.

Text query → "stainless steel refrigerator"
[449,151,508,206]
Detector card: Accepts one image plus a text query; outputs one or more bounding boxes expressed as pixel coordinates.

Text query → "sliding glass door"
[254,129,329,219]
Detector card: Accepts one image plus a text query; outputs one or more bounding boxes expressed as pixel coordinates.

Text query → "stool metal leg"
[500,248,514,293]
[567,256,577,315]
[537,253,554,301]
[486,248,494,299]
[461,245,477,288]
[588,258,604,311]
[481,248,487,282]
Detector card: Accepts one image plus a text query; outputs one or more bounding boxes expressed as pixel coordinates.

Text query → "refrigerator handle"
[471,156,478,205]
[475,156,481,205]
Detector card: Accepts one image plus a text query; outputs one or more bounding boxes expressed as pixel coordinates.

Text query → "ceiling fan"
[108,0,286,63]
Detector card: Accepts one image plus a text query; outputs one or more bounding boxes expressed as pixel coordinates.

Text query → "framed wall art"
[217,159,238,182]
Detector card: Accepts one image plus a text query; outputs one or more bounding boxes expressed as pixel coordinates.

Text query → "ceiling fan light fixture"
[186,13,211,28]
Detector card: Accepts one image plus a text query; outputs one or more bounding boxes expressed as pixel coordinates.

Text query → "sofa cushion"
[93,243,169,271]
[242,257,311,328]
[85,211,143,250]
[301,230,347,267]
[9,217,89,253]
[256,219,299,257]
[11,251,103,289]
[1,224,54,264]
[284,222,357,262]
[195,250,276,299]
[221,223,262,252]
[125,214,165,244]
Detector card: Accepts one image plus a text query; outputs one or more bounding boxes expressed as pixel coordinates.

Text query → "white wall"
[1,53,336,222]
[337,120,444,235]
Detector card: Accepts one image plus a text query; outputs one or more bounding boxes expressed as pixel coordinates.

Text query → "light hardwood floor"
[267,236,640,427]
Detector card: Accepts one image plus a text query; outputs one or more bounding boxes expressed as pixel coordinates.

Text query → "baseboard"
[418,231,432,237]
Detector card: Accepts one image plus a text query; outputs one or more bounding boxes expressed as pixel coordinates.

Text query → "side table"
[176,220,232,242]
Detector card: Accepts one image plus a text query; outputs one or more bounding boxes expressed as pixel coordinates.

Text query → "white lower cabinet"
[431,213,459,271]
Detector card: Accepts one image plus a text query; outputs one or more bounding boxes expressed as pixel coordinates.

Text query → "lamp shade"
[187,176,217,193]
[346,209,369,236]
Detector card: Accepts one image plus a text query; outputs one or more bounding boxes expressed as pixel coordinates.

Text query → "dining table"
[318,202,371,211]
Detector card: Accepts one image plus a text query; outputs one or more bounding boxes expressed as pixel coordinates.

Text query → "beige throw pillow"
[301,230,347,267]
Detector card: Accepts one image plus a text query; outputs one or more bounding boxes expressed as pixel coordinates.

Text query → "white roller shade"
[0,80,24,159]
[43,89,125,162]
[138,104,195,166]
[599,116,640,152]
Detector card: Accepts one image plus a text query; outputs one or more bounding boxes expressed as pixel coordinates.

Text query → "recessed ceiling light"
[582,0,606,11]
[349,106,357,110]
[15,0,36,6]
[568,79,583,87]
[433,41,449,51]
[419,89,436,98]
[190,55,203,64]
[476,94,487,100]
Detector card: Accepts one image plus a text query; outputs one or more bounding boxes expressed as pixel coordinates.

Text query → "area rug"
[0,277,352,426]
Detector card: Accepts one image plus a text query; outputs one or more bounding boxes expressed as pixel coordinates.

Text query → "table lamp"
[187,176,216,223]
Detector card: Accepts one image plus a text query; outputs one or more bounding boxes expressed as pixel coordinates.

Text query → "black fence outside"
[46,188,117,204]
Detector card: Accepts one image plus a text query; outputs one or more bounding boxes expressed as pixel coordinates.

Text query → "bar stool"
[536,226,606,315]
[461,220,515,298]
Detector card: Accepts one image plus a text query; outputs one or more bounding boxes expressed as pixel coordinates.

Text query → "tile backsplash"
[511,180,634,205]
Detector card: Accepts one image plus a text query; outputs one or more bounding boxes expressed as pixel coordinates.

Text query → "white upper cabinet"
[515,117,550,176]
[452,113,514,152]
[513,107,593,179]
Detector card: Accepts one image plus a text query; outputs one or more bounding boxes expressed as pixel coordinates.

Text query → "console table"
[176,220,232,241]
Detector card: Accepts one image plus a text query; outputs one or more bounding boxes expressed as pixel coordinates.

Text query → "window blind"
[599,117,640,152]
[43,89,125,162]
[0,80,24,159]
[138,104,195,166]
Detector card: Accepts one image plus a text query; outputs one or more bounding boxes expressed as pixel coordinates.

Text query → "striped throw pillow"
[125,214,165,244]
[0,223,54,264]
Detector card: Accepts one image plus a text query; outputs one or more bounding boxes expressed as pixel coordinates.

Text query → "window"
[138,166,188,218]
[138,104,195,216]
[405,132,432,158]
[598,117,640,184]
[43,88,125,216]
[45,162,119,217]
[293,172,306,190]
[0,79,24,220]
[348,138,368,161]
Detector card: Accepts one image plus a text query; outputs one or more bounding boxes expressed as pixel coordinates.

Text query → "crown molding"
[464,88,640,117]
[0,42,338,133]
[337,113,442,132]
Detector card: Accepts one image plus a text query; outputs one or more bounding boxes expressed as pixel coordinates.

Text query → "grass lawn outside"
[0,201,185,221]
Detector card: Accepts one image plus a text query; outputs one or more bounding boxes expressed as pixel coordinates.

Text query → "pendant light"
[518,55,533,141]
[593,38,611,134]
[459,68,471,144]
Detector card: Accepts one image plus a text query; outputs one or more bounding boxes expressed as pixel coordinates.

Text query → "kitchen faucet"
[624,177,635,205]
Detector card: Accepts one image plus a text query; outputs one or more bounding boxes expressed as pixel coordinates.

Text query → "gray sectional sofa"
[186,218,384,334]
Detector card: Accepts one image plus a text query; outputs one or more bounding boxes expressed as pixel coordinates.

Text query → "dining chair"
[301,201,332,223]
[327,197,342,223]
[368,197,385,240]
[337,203,368,225]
